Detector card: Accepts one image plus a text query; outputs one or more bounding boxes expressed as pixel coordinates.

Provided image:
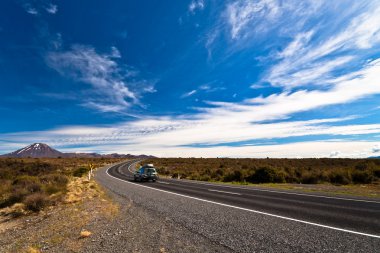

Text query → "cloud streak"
[46,45,150,113]
[189,0,205,14]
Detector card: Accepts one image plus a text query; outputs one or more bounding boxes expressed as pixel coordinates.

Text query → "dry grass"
[25,246,41,253]
[0,157,124,252]
[80,230,92,238]
[0,170,121,252]
[0,157,125,213]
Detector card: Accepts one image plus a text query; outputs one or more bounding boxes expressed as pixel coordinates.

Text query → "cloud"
[265,2,380,89]
[277,31,314,58]
[24,5,38,15]
[189,0,205,14]
[1,59,380,157]
[46,45,150,113]
[329,151,341,158]
[22,2,58,15]
[181,90,197,98]
[226,0,281,39]
[181,84,226,99]
[373,145,380,153]
[46,4,57,14]
[1,120,379,157]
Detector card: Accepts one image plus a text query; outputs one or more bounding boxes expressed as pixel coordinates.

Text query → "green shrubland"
[145,158,380,185]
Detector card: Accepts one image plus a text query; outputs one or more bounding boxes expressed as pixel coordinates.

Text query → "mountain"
[2,143,64,158]
[1,143,155,159]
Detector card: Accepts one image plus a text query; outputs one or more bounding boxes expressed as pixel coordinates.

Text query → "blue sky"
[1,0,380,157]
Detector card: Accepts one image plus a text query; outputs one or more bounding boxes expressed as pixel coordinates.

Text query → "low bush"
[352,171,374,184]
[248,166,286,183]
[23,193,50,212]
[72,167,89,177]
[329,171,351,185]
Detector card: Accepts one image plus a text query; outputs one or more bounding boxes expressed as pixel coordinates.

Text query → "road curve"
[100,159,380,252]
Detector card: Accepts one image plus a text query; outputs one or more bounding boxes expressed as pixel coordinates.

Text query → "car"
[134,164,158,182]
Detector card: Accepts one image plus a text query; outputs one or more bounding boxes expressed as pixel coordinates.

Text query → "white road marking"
[208,189,242,195]
[158,181,170,185]
[105,161,380,239]
[169,179,380,204]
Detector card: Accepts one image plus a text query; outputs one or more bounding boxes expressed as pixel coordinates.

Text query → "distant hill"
[1,143,155,159]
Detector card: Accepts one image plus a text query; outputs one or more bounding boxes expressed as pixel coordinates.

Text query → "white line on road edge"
[158,181,171,185]
[208,189,242,195]
[106,161,380,239]
[170,179,380,204]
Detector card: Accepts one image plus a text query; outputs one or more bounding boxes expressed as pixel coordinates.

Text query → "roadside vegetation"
[145,158,380,185]
[0,157,124,215]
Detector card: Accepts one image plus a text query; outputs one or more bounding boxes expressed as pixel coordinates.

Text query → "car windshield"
[147,168,156,173]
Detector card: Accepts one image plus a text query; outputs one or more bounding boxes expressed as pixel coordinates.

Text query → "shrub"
[40,174,68,185]
[199,175,211,181]
[329,171,351,185]
[23,193,50,212]
[73,167,89,177]
[12,176,41,193]
[223,170,244,182]
[374,169,380,178]
[301,172,320,184]
[248,166,286,183]
[352,171,374,184]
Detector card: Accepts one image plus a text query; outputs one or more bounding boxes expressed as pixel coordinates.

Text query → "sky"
[1,0,380,158]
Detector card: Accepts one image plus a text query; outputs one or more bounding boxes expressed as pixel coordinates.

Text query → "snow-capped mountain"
[3,143,64,158]
[1,143,156,158]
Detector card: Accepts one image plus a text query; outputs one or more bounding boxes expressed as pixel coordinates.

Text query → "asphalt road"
[102,159,380,252]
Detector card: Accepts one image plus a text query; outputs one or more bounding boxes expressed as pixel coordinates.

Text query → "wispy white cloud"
[266,1,380,89]
[181,90,197,98]
[22,2,58,15]
[45,4,58,14]
[46,45,151,113]
[181,84,225,99]
[4,56,380,156]
[226,0,281,39]
[1,119,379,158]
[24,5,38,15]
[189,0,205,14]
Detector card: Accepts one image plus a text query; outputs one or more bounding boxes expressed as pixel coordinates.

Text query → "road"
[100,159,380,252]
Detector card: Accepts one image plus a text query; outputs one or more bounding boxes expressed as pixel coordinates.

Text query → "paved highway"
[101,159,380,252]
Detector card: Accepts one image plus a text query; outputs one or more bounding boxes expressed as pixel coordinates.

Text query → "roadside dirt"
[0,177,119,253]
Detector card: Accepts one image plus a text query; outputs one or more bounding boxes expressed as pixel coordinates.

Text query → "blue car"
[134,164,158,182]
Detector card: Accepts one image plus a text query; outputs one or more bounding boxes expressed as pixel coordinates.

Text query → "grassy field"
[0,157,125,215]
[144,158,380,185]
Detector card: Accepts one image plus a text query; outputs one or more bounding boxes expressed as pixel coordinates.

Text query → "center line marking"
[158,181,170,185]
[208,189,242,195]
